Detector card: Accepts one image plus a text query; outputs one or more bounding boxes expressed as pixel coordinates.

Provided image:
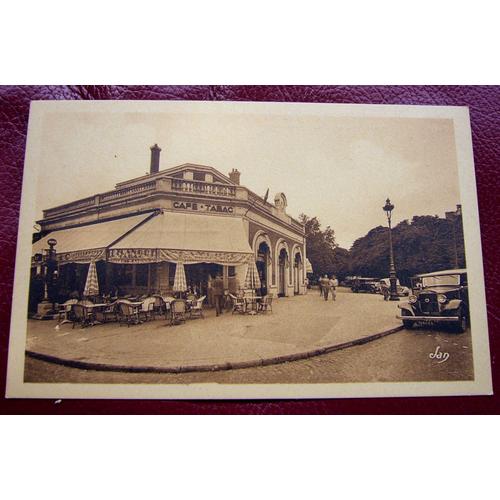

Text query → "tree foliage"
[301,211,465,284]
[299,214,350,279]
[350,214,465,284]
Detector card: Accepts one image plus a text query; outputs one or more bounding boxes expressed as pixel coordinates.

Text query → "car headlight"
[408,295,417,304]
[437,294,448,304]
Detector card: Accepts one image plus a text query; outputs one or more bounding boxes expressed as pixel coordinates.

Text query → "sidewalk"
[25,290,403,373]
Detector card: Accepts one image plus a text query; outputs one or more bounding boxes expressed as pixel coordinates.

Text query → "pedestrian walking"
[381,283,390,301]
[213,274,224,316]
[329,275,338,301]
[323,276,331,301]
[320,274,328,298]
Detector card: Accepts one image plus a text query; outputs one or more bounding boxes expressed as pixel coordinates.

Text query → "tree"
[331,246,351,280]
[349,213,466,285]
[299,213,348,278]
[299,209,465,285]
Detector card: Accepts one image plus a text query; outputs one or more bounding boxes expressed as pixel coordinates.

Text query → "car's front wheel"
[401,309,414,329]
[454,309,468,333]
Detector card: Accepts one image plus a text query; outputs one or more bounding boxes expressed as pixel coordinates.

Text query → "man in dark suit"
[213,274,224,316]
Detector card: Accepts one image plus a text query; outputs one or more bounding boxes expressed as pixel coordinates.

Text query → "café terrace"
[30,145,308,311]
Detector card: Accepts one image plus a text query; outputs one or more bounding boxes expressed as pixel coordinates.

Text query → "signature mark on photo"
[429,346,450,364]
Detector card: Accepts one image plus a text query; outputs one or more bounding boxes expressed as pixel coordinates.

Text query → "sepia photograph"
[5,100,492,399]
[2,4,499,500]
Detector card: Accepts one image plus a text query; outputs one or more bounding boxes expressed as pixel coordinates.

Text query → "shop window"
[168,263,176,287]
[136,264,149,287]
[150,265,157,289]
[114,264,133,286]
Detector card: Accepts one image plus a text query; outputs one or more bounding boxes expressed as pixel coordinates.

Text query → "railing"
[43,180,157,218]
[43,196,96,218]
[43,177,238,219]
[171,178,236,197]
[99,180,157,203]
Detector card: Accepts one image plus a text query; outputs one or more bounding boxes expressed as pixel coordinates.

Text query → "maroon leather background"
[0,85,498,414]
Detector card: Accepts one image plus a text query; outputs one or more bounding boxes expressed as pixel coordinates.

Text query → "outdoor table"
[185,298,197,314]
[127,301,144,316]
[87,302,118,324]
[118,300,144,325]
[76,303,109,326]
[244,297,262,314]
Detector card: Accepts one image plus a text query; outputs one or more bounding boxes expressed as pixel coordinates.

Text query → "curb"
[25,325,404,375]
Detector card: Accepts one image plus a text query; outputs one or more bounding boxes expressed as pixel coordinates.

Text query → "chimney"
[229,168,241,185]
[150,144,161,174]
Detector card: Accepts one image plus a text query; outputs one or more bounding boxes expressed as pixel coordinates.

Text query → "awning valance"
[108,211,254,265]
[32,213,153,264]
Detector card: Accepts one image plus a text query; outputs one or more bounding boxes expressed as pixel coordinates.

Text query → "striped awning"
[32,213,153,264]
[108,211,254,265]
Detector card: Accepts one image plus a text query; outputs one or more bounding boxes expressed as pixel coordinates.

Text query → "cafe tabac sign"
[172,200,234,214]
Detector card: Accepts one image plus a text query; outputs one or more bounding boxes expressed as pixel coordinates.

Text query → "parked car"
[351,277,379,294]
[397,269,468,332]
[379,278,410,297]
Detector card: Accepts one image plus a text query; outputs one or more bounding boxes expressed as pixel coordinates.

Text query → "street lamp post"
[33,238,58,319]
[382,198,400,301]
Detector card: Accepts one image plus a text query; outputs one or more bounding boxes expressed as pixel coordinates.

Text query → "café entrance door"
[278,248,288,297]
[256,241,270,296]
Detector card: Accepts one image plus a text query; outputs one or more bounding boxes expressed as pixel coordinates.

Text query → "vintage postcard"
[5,100,492,399]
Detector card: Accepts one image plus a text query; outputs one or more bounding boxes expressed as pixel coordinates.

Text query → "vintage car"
[379,278,410,297]
[351,277,379,294]
[397,269,468,332]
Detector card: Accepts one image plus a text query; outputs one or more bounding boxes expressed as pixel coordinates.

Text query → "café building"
[31,145,307,308]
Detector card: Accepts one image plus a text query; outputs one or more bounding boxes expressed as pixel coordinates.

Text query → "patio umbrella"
[83,260,100,297]
[244,260,261,290]
[306,258,313,274]
[173,262,188,292]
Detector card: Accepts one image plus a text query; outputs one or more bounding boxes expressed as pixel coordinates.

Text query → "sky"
[35,105,461,249]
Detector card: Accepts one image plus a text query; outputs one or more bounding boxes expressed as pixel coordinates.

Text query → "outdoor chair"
[230,293,246,314]
[117,301,141,327]
[162,296,175,321]
[170,299,187,325]
[189,295,206,319]
[94,302,118,323]
[57,299,78,325]
[140,297,157,321]
[152,295,165,317]
[71,304,95,328]
[258,295,273,314]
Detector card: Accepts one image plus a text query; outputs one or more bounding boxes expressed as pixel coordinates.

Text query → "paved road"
[24,326,473,384]
[25,291,400,371]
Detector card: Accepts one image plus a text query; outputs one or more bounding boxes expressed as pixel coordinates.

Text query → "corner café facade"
[31,145,307,306]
